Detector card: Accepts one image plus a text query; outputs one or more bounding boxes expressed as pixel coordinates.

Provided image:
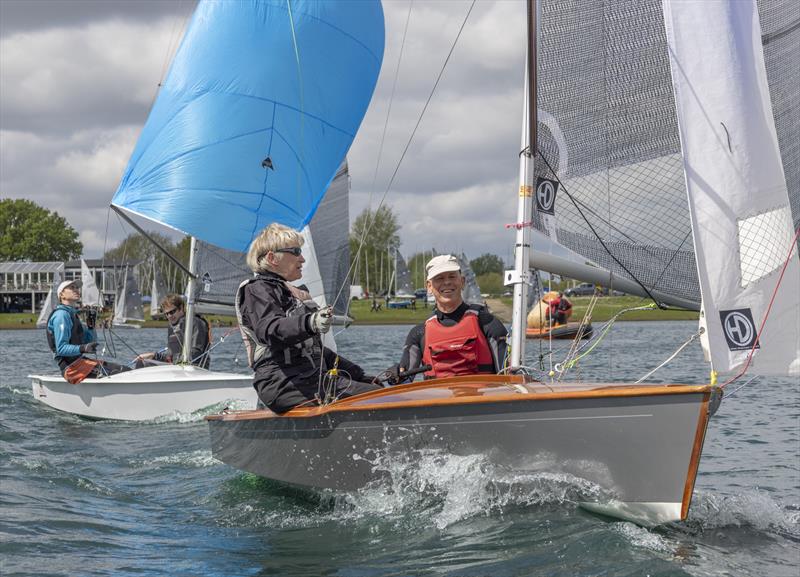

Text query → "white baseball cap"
[425,254,461,281]
[57,279,82,296]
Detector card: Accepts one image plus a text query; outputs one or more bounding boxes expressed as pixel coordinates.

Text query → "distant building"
[0,259,139,313]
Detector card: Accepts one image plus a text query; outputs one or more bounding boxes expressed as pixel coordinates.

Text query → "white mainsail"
[80,260,102,307]
[663,0,800,376]
[113,266,144,325]
[36,271,61,328]
[150,260,168,318]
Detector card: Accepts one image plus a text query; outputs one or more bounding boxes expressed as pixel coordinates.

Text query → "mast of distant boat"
[508,0,538,368]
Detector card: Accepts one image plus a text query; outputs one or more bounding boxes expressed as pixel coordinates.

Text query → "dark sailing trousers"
[265,376,380,414]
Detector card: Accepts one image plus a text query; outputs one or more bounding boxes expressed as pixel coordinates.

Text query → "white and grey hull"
[207,376,719,525]
[30,364,256,421]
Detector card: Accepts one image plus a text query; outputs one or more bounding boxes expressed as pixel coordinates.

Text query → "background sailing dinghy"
[111,265,145,328]
[30,0,385,421]
[207,0,799,526]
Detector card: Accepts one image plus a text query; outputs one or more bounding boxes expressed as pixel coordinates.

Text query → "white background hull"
[30,365,256,421]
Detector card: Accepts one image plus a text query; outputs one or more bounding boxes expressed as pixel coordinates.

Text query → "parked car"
[414,288,428,300]
[564,283,606,297]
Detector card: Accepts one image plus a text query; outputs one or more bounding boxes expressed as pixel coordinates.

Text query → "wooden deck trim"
[206,378,715,422]
[681,392,713,519]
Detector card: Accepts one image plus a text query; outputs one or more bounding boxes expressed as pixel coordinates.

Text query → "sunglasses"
[162,308,178,316]
[274,247,302,257]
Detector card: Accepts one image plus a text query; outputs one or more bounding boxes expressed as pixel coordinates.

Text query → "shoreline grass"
[1,295,698,330]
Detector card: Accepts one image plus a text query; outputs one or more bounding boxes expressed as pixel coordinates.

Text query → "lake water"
[1,322,798,576]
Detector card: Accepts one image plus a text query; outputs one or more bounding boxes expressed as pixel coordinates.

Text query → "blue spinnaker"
[112,0,384,253]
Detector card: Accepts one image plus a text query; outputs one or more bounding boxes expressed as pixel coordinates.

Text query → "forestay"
[111,0,384,253]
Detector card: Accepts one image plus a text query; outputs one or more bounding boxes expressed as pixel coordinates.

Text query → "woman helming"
[235,223,381,413]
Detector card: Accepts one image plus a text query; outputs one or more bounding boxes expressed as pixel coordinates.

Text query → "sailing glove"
[375,364,402,386]
[85,309,97,329]
[80,342,98,354]
[310,308,333,334]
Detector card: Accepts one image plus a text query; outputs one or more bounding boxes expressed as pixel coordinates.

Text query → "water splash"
[686,488,798,535]
[613,522,678,554]
[149,398,253,424]
[335,449,606,530]
[128,449,217,469]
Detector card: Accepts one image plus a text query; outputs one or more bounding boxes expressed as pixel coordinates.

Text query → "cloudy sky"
[1,0,527,263]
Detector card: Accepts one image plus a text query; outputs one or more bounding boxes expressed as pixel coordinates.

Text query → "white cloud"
[1,0,529,263]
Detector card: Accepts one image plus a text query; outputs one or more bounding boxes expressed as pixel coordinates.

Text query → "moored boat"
[526,322,592,340]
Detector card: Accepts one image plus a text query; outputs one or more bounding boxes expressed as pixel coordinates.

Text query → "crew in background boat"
[46,280,130,377]
[134,294,211,369]
[552,292,572,326]
[398,254,508,379]
[235,223,381,413]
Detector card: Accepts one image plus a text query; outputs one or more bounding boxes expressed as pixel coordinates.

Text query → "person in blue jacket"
[46,279,129,378]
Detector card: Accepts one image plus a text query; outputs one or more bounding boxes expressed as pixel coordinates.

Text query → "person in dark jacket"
[46,280,130,378]
[135,294,211,368]
[554,292,573,325]
[399,254,508,379]
[235,223,380,413]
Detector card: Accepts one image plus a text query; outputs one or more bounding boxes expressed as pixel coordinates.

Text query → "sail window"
[737,206,795,287]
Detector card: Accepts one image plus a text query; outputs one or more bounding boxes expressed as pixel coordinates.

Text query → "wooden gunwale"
[207,376,716,422]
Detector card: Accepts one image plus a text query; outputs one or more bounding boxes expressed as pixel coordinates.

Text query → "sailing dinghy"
[111,265,144,328]
[28,0,391,420]
[205,0,798,525]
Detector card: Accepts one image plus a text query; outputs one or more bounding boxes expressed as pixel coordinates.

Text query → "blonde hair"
[160,293,185,312]
[246,222,305,274]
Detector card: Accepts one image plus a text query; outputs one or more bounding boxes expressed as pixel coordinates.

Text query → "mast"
[508,0,538,368]
[182,236,198,364]
[392,246,398,297]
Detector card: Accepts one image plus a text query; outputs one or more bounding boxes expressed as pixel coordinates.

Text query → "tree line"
[348,205,506,295]
[1,199,189,295]
[2,199,508,297]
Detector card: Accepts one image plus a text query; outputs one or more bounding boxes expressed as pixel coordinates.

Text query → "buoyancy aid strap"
[235,278,268,368]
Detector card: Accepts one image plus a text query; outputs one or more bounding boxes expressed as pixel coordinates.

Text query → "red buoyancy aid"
[422,310,495,378]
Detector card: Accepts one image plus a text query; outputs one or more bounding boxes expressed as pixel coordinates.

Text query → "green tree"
[476,272,504,295]
[349,206,401,294]
[470,253,505,276]
[0,199,83,261]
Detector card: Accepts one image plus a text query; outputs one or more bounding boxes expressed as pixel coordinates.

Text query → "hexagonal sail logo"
[535,177,558,215]
[719,308,760,351]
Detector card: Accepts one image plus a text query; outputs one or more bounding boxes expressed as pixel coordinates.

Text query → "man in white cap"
[46,279,128,378]
[398,254,508,380]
